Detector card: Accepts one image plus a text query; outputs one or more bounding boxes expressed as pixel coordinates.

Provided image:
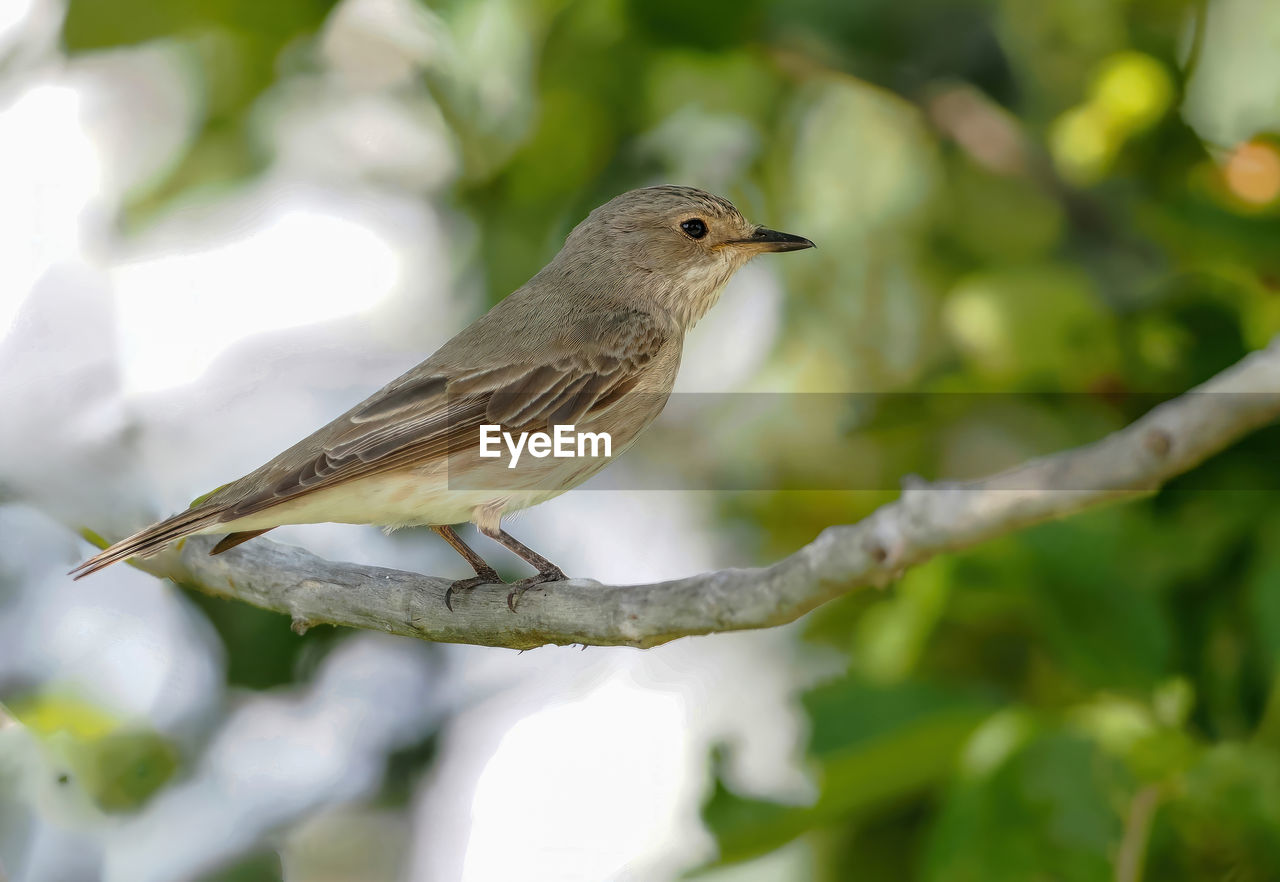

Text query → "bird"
[70,185,815,609]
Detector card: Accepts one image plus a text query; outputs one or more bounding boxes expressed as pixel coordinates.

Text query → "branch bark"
[133,337,1280,650]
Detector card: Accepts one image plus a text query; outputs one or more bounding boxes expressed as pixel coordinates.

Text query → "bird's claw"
[445,569,502,611]
[506,567,567,612]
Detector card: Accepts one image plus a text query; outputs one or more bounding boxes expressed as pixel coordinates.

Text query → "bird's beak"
[725,227,816,253]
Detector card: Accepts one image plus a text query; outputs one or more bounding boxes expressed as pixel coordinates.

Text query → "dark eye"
[680,218,708,240]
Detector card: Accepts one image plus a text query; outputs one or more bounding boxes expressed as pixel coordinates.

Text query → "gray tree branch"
[130,337,1280,650]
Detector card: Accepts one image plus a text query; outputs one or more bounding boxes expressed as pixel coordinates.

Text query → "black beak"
[729,227,816,253]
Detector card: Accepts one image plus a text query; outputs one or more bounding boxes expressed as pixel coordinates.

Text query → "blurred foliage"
[195,850,285,882]
[184,590,344,690]
[51,0,1280,877]
[8,694,179,813]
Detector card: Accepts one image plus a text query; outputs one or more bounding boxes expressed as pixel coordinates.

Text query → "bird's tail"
[69,507,228,580]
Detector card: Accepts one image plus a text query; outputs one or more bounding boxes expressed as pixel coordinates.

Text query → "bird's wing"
[216,309,670,522]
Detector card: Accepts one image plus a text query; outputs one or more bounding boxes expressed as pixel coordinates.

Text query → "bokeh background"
[3,0,1280,879]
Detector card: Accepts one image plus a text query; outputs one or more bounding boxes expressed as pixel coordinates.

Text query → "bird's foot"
[506,566,567,612]
[445,568,503,611]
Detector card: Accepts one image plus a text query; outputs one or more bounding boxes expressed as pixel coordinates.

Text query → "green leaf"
[1020,515,1172,692]
[195,849,284,882]
[924,732,1127,882]
[78,527,110,551]
[9,695,180,813]
[1156,742,1280,879]
[943,263,1119,386]
[190,483,231,509]
[1248,519,1280,671]
[702,680,995,866]
[77,730,180,814]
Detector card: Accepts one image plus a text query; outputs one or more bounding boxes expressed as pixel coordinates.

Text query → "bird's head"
[556,185,814,327]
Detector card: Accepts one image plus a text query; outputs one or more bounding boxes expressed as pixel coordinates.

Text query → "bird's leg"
[478,526,568,611]
[432,525,503,611]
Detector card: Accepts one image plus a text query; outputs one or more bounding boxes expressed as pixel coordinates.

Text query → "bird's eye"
[680,218,708,240]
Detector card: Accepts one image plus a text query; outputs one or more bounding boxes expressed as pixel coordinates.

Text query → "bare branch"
[131,337,1280,650]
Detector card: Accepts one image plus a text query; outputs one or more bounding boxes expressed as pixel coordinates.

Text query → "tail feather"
[69,507,227,580]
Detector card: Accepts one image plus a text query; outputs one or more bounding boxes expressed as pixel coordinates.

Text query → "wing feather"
[219,309,669,522]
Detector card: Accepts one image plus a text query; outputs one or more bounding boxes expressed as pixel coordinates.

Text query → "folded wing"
[222,307,670,520]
